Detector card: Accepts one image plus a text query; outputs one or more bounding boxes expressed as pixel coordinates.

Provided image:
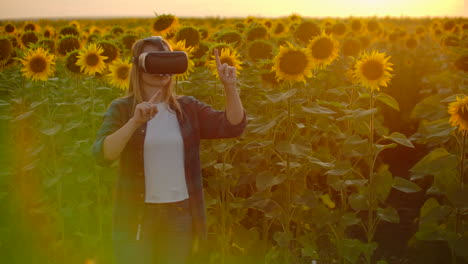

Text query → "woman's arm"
[216,48,246,126]
[102,118,140,161]
[224,84,244,126]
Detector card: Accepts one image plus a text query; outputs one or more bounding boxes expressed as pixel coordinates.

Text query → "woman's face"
[139,43,171,88]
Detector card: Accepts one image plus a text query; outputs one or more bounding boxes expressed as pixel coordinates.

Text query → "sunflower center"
[116,66,129,80]
[220,57,234,66]
[460,106,468,122]
[5,24,15,33]
[86,53,99,66]
[279,50,308,75]
[361,59,384,81]
[153,16,175,31]
[311,38,333,60]
[30,56,47,73]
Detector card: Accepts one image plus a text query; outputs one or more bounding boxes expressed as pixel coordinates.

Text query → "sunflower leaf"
[384,132,414,148]
[265,89,297,103]
[376,92,400,111]
[302,103,336,115]
[377,206,400,223]
[392,177,422,193]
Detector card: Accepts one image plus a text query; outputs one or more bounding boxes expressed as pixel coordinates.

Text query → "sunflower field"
[1,14,468,264]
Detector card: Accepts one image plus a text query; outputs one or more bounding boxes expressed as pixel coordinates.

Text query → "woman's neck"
[142,85,164,102]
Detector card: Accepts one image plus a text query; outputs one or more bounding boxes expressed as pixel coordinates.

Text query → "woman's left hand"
[214,48,236,89]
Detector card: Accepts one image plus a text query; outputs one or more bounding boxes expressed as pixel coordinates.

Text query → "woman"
[92,36,247,264]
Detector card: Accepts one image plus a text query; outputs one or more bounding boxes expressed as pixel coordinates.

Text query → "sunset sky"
[0,0,466,19]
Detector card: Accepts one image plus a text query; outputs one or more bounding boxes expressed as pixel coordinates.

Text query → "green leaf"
[410,118,454,145]
[213,163,233,171]
[326,168,351,176]
[40,123,62,136]
[446,187,468,209]
[384,132,414,148]
[327,174,345,191]
[302,103,336,115]
[340,212,361,227]
[410,95,446,121]
[349,193,368,211]
[273,231,293,248]
[265,89,297,103]
[12,110,34,121]
[276,141,310,157]
[256,171,286,191]
[376,92,400,111]
[374,143,397,154]
[392,177,422,193]
[375,168,393,203]
[343,135,369,157]
[410,148,458,176]
[250,119,277,134]
[308,156,334,169]
[377,206,400,223]
[0,99,10,106]
[351,108,378,119]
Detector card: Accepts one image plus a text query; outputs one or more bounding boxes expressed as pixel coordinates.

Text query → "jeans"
[112,198,193,264]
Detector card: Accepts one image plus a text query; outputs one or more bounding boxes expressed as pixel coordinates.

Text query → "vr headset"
[133,36,188,76]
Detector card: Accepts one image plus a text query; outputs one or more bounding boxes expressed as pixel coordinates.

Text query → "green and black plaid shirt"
[92,95,247,241]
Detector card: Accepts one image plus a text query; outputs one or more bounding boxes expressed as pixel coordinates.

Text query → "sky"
[0,0,466,20]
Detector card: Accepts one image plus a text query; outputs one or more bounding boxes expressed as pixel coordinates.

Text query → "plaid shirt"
[92,95,247,241]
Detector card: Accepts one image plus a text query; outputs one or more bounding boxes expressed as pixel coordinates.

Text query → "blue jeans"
[112,198,193,264]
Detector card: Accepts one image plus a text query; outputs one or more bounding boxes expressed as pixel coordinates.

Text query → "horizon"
[1,0,466,21]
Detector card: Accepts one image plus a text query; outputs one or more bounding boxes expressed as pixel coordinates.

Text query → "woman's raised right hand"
[130,90,161,127]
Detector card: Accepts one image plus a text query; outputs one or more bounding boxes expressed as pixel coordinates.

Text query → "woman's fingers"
[148,90,161,104]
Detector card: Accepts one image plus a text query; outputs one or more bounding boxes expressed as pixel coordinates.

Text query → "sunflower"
[272,42,314,84]
[152,14,179,36]
[4,23,16,35]
[246,25,269,41]
[175,26,200,49]
[97,40,120,63]
[207,47,242,80]
[76,43,108,75]
[0,37,13,66]
[342,37,361,57]
[352,50,393,91]
[59,26,80,37]
[247,39,273,62]
[216,31,243,48]
[69,20,81,30]
[107,58,131,90]
[294,21,321,44]
[405,36,418,49]
[331,22,346,36]
[168,39,194,81]
[19,31,39,50]
[20,47,55,81]
[65,50,81,74]
[192,42,210,60]
[345,59,359,84]
[367,20,380,33]
[23,22,40,32]
[43,26,56,39]
[448,96,468,132]
[57,35,81,56]
[454,54,468,72]
[272,22,286,36]
[307,32,340,69]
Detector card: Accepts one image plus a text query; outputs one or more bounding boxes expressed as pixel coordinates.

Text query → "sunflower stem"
[456,130,466,235]
[366,89,376,264]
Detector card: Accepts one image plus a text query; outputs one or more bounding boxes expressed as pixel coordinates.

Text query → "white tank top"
[143,102,189,203]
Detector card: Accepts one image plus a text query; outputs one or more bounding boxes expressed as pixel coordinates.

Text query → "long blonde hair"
[124,37,183,118]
